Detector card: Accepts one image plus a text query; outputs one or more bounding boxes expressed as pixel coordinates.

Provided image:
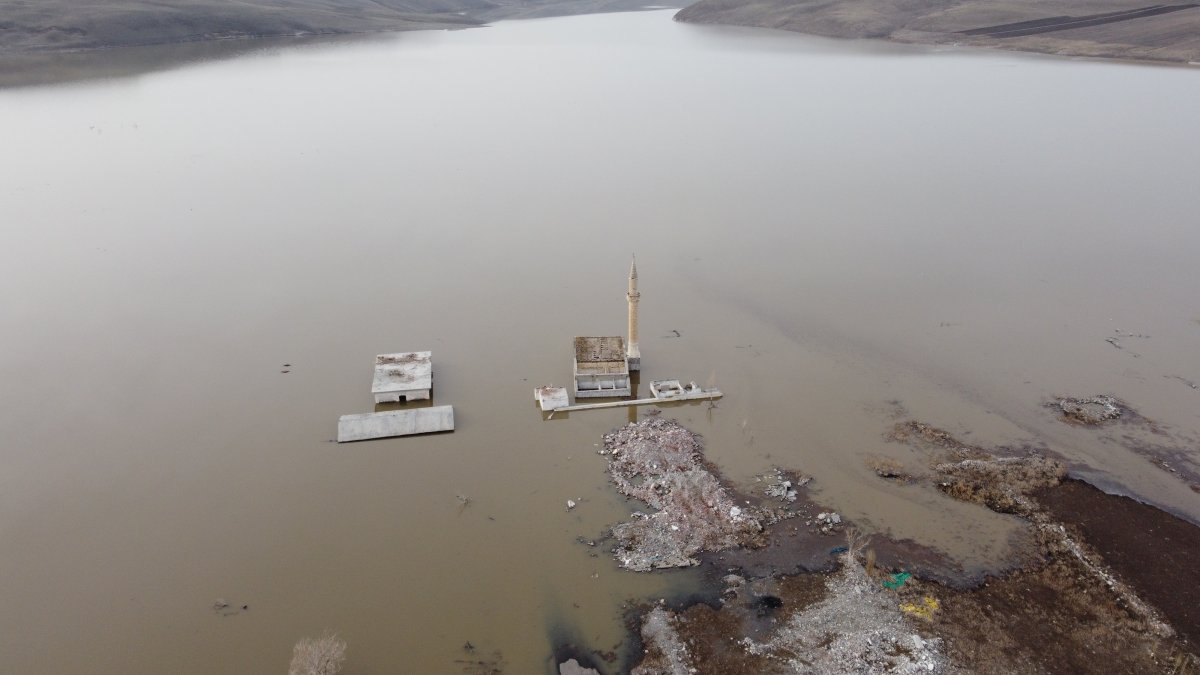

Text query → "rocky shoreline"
[569,415,1200,674]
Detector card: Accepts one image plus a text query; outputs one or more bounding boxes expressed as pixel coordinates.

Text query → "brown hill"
[675,0,1200,64]
[0,0,676,54]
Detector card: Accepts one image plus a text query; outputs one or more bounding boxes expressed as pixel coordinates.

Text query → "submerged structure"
[337,350,455,442]
[572,336,632,398]
[626,256,641,371]
[372,351,432,404]
[338,406,455,442]
[538,378,720,412]
[571,257,642,399]
[544,257,723,412]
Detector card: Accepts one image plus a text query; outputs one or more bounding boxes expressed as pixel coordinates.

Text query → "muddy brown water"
[2,11,1199,674]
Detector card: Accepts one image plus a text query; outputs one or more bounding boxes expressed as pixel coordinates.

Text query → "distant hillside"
[0,0,676,53]
[675,0,1200,64]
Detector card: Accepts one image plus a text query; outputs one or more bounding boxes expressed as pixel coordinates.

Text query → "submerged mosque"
[572,257,641,398]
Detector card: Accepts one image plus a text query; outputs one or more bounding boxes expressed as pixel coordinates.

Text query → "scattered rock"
[1051,395,1124,425]
[762,468,808,502]
[813,511,843,534]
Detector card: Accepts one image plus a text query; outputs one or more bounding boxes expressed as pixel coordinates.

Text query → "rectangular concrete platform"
[549,389,722,413]
[337,405,455,442]
[534,386,570,412]
[373,351,433,404]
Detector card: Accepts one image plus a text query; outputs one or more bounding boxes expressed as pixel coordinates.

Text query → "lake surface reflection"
[2,11,1198,673]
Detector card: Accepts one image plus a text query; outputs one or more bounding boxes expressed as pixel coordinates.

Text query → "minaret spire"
[626,255,641,371]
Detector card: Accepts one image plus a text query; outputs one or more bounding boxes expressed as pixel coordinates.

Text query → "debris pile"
[1052,395,1123,425]
[813,511,843,534]
[761,469,809,503]
[631,550,946,675]
[739,552,946,674]
[631,607,695,675]
[620,417,1199,674]
[601,418,764,571]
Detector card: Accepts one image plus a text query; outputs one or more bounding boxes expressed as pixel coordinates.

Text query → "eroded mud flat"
[579,417,1200,674]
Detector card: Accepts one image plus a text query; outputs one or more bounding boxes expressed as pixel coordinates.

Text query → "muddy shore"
[579,416,1200,674]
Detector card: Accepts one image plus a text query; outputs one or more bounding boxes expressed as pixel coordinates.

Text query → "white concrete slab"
[337,405,455,442]
[553,389,721,413]
[372,352,433,402]
[534,386,570,411]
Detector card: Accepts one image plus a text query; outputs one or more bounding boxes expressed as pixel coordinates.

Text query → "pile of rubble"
[631,549,946,675]
[600,418,764,572]
[761,469,809,503]
[740,551,946,674]
[1052,395,1124,425]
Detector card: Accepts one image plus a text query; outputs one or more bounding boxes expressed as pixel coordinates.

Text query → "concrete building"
[626,256,641,371]
[573,336,631,398]
[372,351,433,403]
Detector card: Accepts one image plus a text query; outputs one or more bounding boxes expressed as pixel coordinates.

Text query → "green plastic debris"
[883,572,912,590]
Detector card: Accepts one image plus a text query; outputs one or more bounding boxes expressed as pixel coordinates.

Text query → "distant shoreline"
[0,0,677,88]
[0,0,677,57]
[2,0,1197,88]
[673,0,1200,67]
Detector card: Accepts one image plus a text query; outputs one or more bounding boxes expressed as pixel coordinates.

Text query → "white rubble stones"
[739,553,947,674]
[815,511,842,534]
[601,418,764,572]
[631,607,696,675]
[762,469,809,502]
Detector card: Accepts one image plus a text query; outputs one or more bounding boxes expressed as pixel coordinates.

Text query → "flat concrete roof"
[534,386,570,411]
[575,361,629,375]
[372,351,432,394]
[337,405,455,442]
[574,336,625,363]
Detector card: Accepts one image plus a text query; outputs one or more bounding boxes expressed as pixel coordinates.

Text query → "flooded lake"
[2,10,1199,673]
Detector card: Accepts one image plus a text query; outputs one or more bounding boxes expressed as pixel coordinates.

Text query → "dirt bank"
[1035,478,1200,648]
[674,0,1200,65]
